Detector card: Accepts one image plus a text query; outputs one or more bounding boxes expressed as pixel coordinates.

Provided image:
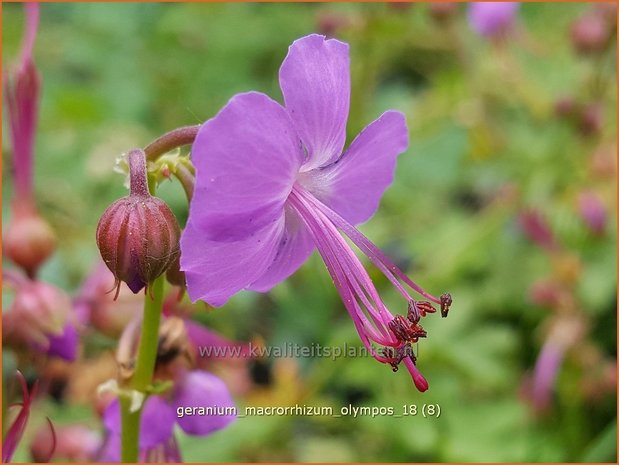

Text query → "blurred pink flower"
[468,2,519,38]
[5,3,39,206]
[3,271,78,361]
[518,209,558,252]
[4,3,57,278]
[578,191,607,234]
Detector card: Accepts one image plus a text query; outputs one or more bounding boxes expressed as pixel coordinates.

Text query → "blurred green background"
[2,2,617,462]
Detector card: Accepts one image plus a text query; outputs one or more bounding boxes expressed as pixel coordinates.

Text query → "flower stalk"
[119,254,165,462]
[119,396,141,463]
[143,125,200,161]
[117,152,168,460]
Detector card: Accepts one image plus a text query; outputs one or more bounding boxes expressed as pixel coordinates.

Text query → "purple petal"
[46,322,78,361]
[187,91,304,243]
[578,191,607,234]
[185,320,254,359]
[302,111,408,225]
[103,396,175,449]
[531,342,565,412]
[468,2,519,37]
[247,206,315,292]
[181,219,285,307]
[171,371,236,436]
[97,433,121,462]
[279,34,350,171]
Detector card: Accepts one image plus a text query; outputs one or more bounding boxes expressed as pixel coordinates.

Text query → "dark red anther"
[389,315,427,343]
[409,323,427,340]
[417,301,437,316]
[440,293,452,318]
[382,344,414,372]
[408,300,436,322]
[388,315,411,342]
[407,301,420,323]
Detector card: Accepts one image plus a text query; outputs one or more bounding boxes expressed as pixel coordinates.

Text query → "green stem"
[119,274,165,462]
[120,396,141,462]
[132,275,165,390]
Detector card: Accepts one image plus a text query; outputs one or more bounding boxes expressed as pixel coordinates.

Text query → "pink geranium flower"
[468,2,519,38]
[181,34,450,391]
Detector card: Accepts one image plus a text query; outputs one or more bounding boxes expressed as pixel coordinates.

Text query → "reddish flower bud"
[96,149,180,296]
[570,11,612,55]
[553,96,577,119]
[518,209,558,252]
[578,191,607,235]
[429,3,458,24]
[4,207,56,278]
[389,2,413,12]
[578,103,604,137]
[4,280,71,353]
[315,11,352,38]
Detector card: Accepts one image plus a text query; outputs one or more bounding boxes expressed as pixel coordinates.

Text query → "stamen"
[297,188,449,306]
[440,293,453,318]
[289,191,395,348]
[388,315,427,343]
[410,300,437,321]
[288,186,447,392]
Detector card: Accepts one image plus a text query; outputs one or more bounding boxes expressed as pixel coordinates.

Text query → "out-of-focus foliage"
[2,2,616,462]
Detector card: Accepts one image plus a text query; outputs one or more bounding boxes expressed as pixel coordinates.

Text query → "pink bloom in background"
[3,272,78,362]
[530,340,565,413]
[101,370,236,461]
[518,209,558,253]
[4,3,57,278]
[526,318,584,414]
[468,2,519,38]
[181,34,450,391]
[578,191,607,234]
[5,2,40,206]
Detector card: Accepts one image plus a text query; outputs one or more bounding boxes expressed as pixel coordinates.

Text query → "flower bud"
[518,209,558,252]
[578,191,607,235]
[468,2,519,39]
[553,96,577,119]
[429,3,458,24]
[570,11,612,55]
[578,103,604,137]
[4,208,56,278]
[4,280,72,355]
[96,149,180,296]
[315,11,352,38]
